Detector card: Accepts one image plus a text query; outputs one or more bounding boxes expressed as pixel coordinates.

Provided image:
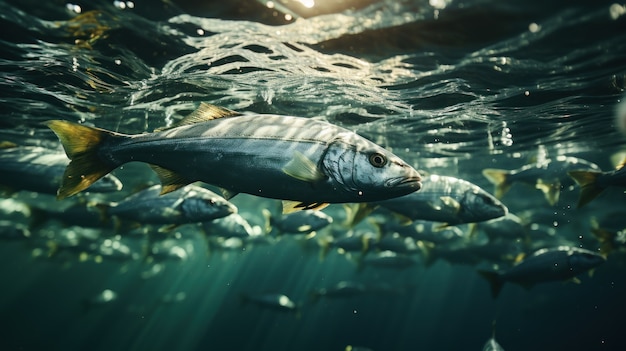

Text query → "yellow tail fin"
[567,170,603,208]
[44,120,119,199]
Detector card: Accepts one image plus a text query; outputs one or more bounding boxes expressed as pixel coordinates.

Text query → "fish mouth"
[385,175,422,190]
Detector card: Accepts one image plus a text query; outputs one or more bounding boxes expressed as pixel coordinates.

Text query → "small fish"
[348,174,507,226]
[478,246,606,298]
[310,281,368,303]
[373,218,466,245]
[28,201,110,229]
[421,240,524,268]
[263,208,333,235]
[37,225,102,261]
[146,239,192,262]
[240,293,300,315]
[94,237,137,262]
[82,289,118,312]
[88,289,118,304]
[202,213,256,238]
[345,346,374,351]
[373,232,420,254]
[477,213,527,242]
[318,229,376,259]
[97,184,236,225]
[482,321,505,351]
[483,155,600,205]
[568,159,626,208]
[44,103,422,213]
[361,250,417,270]
[310,281,410,303]
[0,145,122,195]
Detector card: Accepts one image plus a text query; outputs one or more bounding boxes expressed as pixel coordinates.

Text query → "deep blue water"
[1,0,626,350]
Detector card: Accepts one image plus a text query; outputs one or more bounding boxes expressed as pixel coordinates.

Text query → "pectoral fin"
[282,151,325,182]
[343,203,376,227]
[282,200,329,214]
[149,164,192,194]
[440,196,461,213]
[219,188,239,200]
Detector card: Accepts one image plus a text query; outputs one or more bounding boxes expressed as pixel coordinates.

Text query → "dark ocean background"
[1,0,626,350]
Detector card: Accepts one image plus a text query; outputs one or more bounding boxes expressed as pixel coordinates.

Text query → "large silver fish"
[45,103,422,213]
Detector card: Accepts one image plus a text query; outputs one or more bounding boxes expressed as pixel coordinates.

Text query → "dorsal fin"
[156,103,242,132]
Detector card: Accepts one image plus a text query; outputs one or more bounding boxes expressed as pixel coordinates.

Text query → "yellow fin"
[440,196,461,213]
[282,151,325,182]
[261,208,273,234]
[482,169,511,198]
[535,179,560,206]
[433,223,450,231]
[568,170,603,208]
[467,223,478,239]
[282,200,329,214]
[0,141,18,148]
[343,203,376,227]
[513,252,526,264]
[610,152,626,169]
[219,188,238,200]
[148,164,192,194]
[44,120,118,199]
[155,103,241,131]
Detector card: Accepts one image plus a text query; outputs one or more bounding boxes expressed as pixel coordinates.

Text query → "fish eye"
[369,152,387,168]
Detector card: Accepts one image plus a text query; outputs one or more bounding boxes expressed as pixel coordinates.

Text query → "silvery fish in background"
[262,208,333,235]
[95,184,236,225]
[202,213,257,239]
[45,103,422,213]
[375,174,508,224]
[346,174,507,226]
[478,246,606,298]
[0,145,122,195]
[240,292,300,315]
[482,155,600,206]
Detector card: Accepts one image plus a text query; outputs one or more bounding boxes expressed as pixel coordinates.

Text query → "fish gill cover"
[0,0,626,350]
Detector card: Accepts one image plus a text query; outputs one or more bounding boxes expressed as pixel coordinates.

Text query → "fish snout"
[385,168,422,191]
